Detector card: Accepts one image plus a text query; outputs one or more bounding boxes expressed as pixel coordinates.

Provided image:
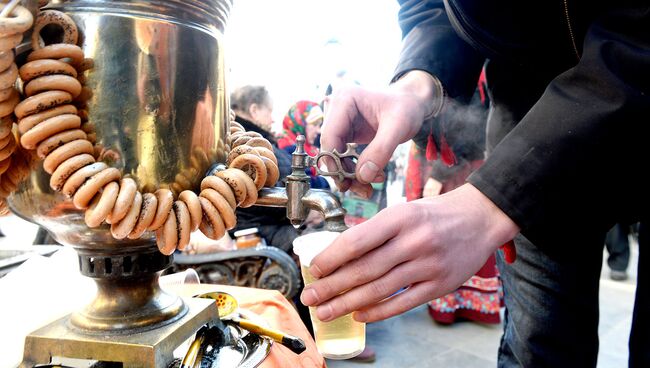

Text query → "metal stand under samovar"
[8,1,356,367]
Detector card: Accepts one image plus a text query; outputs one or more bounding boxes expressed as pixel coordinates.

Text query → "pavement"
[0,178,639,367]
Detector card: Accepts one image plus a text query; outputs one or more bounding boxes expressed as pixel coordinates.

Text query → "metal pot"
[8,0,232,333]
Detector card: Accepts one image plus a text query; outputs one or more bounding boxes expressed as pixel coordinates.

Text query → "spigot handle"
[312,143,359,182]
[294,135,358,182]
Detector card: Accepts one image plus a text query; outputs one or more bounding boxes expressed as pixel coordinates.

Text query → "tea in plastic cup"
[293,231,366,360]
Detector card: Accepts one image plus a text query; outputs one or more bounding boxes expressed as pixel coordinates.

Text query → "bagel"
[215,168,247,207]
[253,146,278,166]
[231,135,252,149]
[20,113,80,149]
[111,191,142,239]
[200,175,236,209]
[245,137,274,152]
[173,200,191,250]
[106,177,137,224]
[0,33,21,53]
[0,135,16,161]
[229,153,267,190]
[31,10,79,50]
[0,157,10,175]
[261,156,280,187]
[0,63,17,90]
[61,162,107,197]
[26,43,84,65]
[0,5,34,38]
[84,181,119,228]
[19,59,78,83]
[128,192,158,239]
[24,74,82,98]
[148,188,174,231]
[42,139,93,174]
[200,188,236,230]
[156,208,177,255]
[230,168,258,208]
[178,190,202,232]
[36,129,87,159]
[73,167,121,209]
[198,196,226,240]
[17,104,77,134]
[226,144,257,165]
[50,153,95,192]
[0,89,19,118]
[14,90,73,119]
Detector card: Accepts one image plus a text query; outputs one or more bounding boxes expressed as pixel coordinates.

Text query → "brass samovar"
[6,1,353,366]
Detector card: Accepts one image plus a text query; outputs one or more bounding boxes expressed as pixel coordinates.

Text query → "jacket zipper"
[444,0,500,58]
[562,0,581,61]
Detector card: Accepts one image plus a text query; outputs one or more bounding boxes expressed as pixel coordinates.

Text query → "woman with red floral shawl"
[278,100,322,155]
[278,100,329,189]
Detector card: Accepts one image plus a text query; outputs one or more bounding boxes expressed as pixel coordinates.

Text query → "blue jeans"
[496,232,600,367]
[497,225,648,367]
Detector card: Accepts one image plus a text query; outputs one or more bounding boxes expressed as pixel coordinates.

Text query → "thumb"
[356,130,397,184]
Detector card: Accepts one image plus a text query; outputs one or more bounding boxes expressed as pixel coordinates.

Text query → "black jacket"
[396,0,650,248]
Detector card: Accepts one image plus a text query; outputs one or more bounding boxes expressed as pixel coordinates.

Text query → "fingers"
[309,209,401,279]
[320,85,409,189]
[302,239,409,306]
[316,263,416,322]
[320,87,364,189]
[354,124,397,184]
[353,281,441,323]
[320,88,356,154]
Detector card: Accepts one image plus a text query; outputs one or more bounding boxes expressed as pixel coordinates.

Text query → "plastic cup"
[293,231,366,360]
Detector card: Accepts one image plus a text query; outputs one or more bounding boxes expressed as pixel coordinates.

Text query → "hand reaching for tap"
[302,71,520,323]
[321,71,441,198]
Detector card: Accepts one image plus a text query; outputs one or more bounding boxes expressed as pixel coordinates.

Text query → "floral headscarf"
[277,100,320,156]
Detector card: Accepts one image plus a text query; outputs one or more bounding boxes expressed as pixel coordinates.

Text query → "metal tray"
[172,309,272,368]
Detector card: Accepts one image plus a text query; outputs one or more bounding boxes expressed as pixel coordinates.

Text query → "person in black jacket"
[299,1,650,367]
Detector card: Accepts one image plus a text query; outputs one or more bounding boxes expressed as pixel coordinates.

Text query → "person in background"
[605,223,634,281]
[229,85,296,251]
[230,85,328,344]
[300,1,650,367]
[278,100,330,190]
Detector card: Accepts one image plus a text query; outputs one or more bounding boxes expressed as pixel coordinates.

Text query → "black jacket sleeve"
[393,0,484,99]
[468,6,650,247]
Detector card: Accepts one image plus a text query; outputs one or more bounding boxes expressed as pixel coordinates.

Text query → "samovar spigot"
[256,135,358,232]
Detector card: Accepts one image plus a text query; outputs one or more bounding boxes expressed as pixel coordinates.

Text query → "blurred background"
[225,0,402,131]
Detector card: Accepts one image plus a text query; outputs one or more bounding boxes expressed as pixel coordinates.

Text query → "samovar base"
[20,297,219,368]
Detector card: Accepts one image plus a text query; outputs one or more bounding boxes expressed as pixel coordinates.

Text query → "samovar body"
[8,2,232,365]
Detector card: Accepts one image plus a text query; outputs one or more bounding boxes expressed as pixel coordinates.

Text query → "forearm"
[394,0,484,98]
